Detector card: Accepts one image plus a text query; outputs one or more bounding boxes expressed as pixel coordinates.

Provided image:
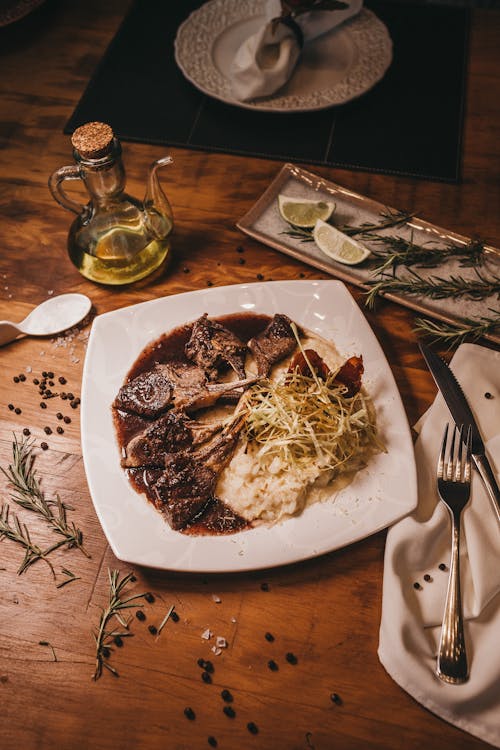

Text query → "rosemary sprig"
[339,208,414,237]
[365,268,500,309]
[93,569,148,680]
[1,436,89,558]
[369,237,485,275]
[0,503,56,576]
[280,208,413,242]
[414,309,500,348]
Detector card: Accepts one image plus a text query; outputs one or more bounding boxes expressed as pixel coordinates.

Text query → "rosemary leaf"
[158,605,175,635]
[414,310,500,348]
[339,208,414,236]
[93,569,148,681]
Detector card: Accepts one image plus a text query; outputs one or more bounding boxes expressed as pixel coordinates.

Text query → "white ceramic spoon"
[0,293,92,346]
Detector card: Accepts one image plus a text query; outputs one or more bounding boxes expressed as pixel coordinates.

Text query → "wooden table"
[0,2,499,749]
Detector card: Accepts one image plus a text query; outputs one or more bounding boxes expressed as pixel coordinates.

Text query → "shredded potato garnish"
[243,367,383,476]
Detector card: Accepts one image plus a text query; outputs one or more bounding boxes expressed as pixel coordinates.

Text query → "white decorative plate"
[81,281,417,572]
[174,0,393,113]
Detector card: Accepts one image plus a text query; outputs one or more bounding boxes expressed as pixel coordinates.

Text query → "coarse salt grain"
[216,637,227,649]
[201,629,213,640]
[211,647,222,656]
[212,594,221,603]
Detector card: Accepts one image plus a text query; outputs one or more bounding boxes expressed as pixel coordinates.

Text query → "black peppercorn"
[13,376,19,383]
[58,377,66,385]
[238,257,245,264]
[14,407,21,414]
[101,647,111,658]
[265,632,274,642]
[413,582,422,590]
[201,671,212,684]
[208,737,217,747]
[286,652,298,665]
[260,582,269,591]
[170,610,179,622]
[267,659,278,671]
[114,635,123,647]
[44,427,52,435]
[40,402,47,409]
[56,413,63,420]
[257,273,264,280]
[61,393,67,400]
[247,722,258,735]
[67,393,74,400]
[56,427,64,434]
[223,706,236,718]
[8,404,14,410]
[424,574,432,582]
[40,442,48,450]
[485,392,493,399]
[439,563,447,571]
[70,400,78,409]
[183,267,190,273]
[220,689,233,703]
[207,280,213,287]
[236,246,244,253]
[47,372,54,379]
[145,592,155,603]
[299,272,305,278]
[136,610,146,621]
[48,381,54,387]
[42,371,48,378]
[23,428,30,436]
[33,378,39,385]
[184,707,195,721]
[330,692,342,705]
[63,416,71,424]
[19,374,26,382]
[148,625,157,635]
[204,660,214,674]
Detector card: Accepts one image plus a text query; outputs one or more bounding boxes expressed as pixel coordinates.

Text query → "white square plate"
[81,280,417,572]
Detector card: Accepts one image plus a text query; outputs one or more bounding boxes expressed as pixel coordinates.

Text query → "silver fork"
[436,423,472,685]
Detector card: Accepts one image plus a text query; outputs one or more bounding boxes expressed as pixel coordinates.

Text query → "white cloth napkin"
[379,343,500,748]
[229,0,363,101]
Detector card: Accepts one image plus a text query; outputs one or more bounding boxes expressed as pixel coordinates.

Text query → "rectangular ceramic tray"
[237,164,500,345]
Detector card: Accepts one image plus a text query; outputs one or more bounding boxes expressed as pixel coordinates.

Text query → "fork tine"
[455,425,464,482]
[464,425,472,483]
[446,425,457,481]
[438,423,448,479]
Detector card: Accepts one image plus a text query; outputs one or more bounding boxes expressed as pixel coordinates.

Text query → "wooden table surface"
[1,2,499,749]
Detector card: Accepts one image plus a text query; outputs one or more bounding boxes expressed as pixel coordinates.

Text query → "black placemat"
[64,0,469,182]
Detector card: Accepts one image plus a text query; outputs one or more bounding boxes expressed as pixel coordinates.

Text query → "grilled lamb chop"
[151,419,244,529]
[121,410,224,468]
[114,361,258,417]
[248,314,297,377]
[185,313,247,379]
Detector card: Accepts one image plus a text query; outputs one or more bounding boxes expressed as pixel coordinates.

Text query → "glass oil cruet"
[49,122,173,285]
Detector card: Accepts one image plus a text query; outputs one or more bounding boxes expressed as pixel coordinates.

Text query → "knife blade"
[418,340,500,525]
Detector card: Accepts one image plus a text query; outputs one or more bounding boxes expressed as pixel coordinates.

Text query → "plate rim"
[173,0,393,113]
[81,279,417,572]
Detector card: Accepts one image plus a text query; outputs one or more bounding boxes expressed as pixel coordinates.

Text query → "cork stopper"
[71,121,114,159]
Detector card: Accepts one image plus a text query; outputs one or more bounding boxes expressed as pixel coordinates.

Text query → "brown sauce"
[113,312,271,536]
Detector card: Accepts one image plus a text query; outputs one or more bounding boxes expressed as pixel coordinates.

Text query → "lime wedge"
[313,220,371,265]
[278,194,335,228]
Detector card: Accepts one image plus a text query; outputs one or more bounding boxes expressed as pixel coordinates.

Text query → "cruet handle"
[48,165,87,216]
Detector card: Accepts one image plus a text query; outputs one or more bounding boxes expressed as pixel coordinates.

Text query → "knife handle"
[473,454,500,525]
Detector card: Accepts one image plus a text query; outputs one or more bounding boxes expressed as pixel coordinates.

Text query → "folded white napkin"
[230,0,363,101]
[379,343,500,748]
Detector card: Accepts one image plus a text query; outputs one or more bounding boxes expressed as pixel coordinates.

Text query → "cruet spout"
[144,156,174,239]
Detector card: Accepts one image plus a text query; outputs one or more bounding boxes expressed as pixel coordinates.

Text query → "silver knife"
[419,340,500,525]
